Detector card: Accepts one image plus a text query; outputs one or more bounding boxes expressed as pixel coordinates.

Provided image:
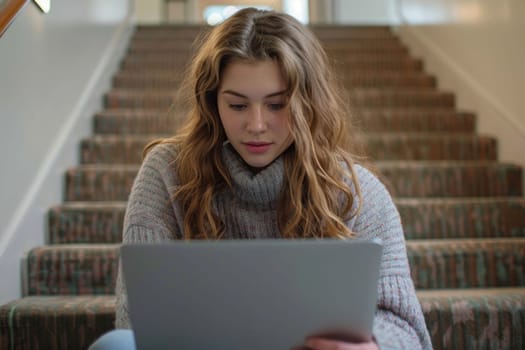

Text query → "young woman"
[90,7,432,350]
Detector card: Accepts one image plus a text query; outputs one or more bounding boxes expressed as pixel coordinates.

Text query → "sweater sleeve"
[351,166,432,350]
[115,144,183,329]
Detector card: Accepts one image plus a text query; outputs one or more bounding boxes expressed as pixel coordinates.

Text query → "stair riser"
[93,111,476,135]
[120,58,424,72]
[127,46,410,55]
[127,38,403,51]
[326,47,409,55]
[378,165,522,197]
[2,293,523,350]
[112,74,436,89]
[409,243,525,289]
[0,297,115,350]
[132,30,396,41]
[24,244,525,295]
[356,111,476,133]
[94,112,181,135]
[104,92,456,109]
[133,26,394,38]
[65,168,137,202]
[345,75,435,88]
[25,247,119,296]
[399,200,525,239]
[48,200,525,244]
[104,93,175,109]
[80,137,498,164]
[65,165,522,201]
[368,137,497,161]
[350,93,455,108]
[420,294,525,350]
[48,207,125,244]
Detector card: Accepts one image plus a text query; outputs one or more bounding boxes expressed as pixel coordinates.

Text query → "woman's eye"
[268,103,285,111]
[229,104,246,111]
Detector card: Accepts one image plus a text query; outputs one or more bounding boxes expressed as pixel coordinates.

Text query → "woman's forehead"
[219,59,287,98]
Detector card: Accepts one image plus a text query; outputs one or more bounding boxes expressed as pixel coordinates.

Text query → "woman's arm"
[348,166,432,350]
[115,144,183,329]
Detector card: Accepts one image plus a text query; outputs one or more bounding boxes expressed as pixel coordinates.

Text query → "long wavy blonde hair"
[146,8,369,240]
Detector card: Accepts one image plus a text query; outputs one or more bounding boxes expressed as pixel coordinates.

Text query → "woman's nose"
[246,106,267,133]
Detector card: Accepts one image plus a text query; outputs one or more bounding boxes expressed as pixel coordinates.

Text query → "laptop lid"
[121,239,382,350]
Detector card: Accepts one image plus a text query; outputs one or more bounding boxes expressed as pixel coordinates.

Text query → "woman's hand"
[295,337,379,350]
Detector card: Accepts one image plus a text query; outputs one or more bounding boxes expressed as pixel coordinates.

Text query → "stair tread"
[407,237,525,246]
[5,287,525,307]
[52,197,525,207]
[85,132,493,139]
[51,201,127,209]
[28,236,525,250]
[417,287,525,298]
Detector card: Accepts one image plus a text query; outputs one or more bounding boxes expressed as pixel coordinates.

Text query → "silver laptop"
[120,239,382,350]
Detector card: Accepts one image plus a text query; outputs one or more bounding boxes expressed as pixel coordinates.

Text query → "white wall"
[395,0,525,169]
[134,0,163,23]
[0,0,133,304]
[333,0,398,24]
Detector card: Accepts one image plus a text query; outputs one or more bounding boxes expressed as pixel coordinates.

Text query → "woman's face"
[217,59,293,170]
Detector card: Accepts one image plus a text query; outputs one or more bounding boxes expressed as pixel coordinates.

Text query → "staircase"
[1,24,525,350]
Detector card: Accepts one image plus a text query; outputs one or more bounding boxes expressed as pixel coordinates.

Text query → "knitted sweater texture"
[115,143,432,350]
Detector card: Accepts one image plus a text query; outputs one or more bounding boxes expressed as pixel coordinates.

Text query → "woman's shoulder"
[348,163,395,209]
[142,140,179,168]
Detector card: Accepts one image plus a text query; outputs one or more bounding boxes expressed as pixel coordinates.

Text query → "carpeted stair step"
[398,197,525,239]
[417,288,525,350]
[113,70,436,90]
[343,71,435,88]
[65,165,138,202]
[127,44,410,56]
[80,135,159,164]
[113,72,183,90]
[0,296,115,350]
[133,24,204,38]
[104,89,176,109]
[2,289,524,350]
[120,55,424,72]
[65,162,522,201]
[23,245,119,296]
[48,202,126,244]
[23,239,525,295]
[132,25,397,39]
[46,198,525,244]
[126,39,196,53]
[326,45,409,56]
[408,238,525,289]
[377,161,522,197]
[334,57,423,72]
[94,109,179,135]
[93,108,476,135]
[355,108,476,133]
[120,56,191,71]
[103,89,455,109]
[366,133,497,161]
[127,37,404,52]
[309,26,396,39]
[349,89,455,108]
[79,134,498,164]
[153,133,497,162]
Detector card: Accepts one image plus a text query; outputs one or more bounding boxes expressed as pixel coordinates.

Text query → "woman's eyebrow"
[221,90,287,98]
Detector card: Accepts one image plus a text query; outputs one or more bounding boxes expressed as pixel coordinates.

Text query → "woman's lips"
[244,142,272,154]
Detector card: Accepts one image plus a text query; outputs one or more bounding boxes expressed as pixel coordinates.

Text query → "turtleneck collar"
[221,143,284,207]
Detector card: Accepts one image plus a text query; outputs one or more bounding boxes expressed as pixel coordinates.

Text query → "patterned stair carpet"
[1,25,524,350]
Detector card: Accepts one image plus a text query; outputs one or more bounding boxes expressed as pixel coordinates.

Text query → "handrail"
[0,0,30,38]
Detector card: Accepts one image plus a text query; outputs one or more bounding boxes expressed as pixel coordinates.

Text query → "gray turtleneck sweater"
[115,143,432,350]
